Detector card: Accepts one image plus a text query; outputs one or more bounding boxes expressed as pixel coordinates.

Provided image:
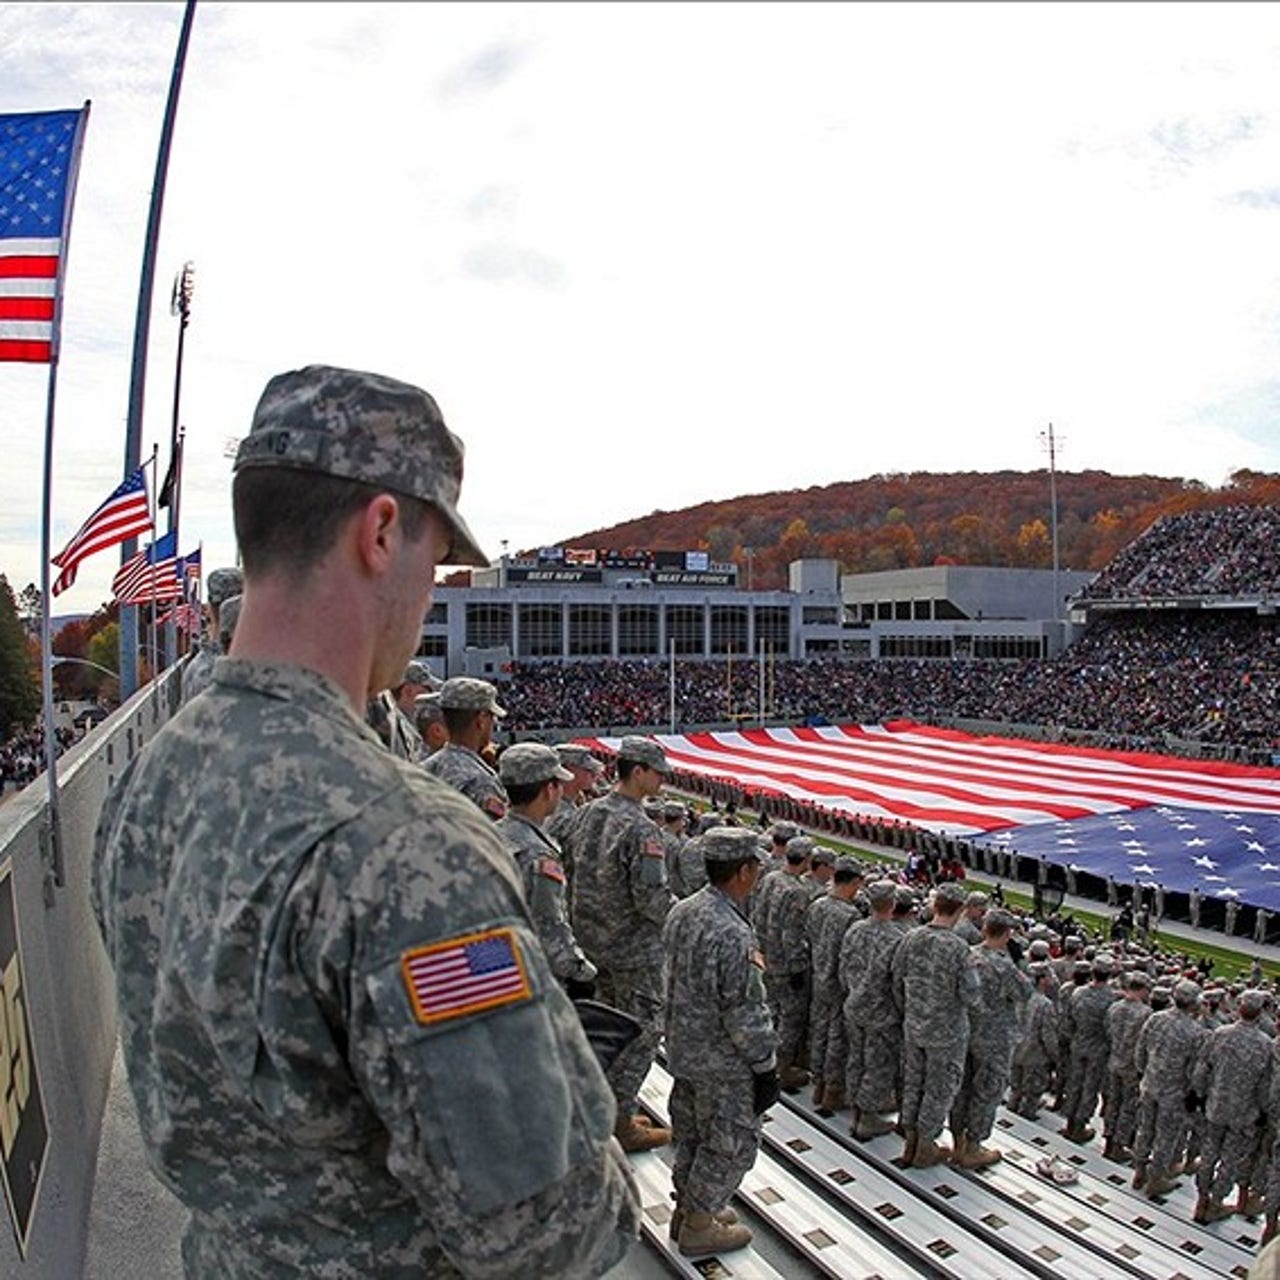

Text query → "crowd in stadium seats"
[1077,505,1280,600]
[502,612,1280,760]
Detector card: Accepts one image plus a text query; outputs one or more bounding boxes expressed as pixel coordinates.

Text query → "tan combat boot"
[958,1140,1002,1170]
[855,1111,896,1140]
[899,1127,918,1166]
[615,1114,671,1153]
[913,1135,953,1168]
[778,1064,810,1092]
[950,1133,969,1166]
[678,1211,753,1257]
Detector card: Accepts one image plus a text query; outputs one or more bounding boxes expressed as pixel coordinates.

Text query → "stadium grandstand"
[7,503,1280,1278]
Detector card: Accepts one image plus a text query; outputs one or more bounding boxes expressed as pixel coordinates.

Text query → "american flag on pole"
[400,928,531,1025]
[50,465,153,596]
[112,530,185,605]
[582,721,1280,907]
[0,108,86,363]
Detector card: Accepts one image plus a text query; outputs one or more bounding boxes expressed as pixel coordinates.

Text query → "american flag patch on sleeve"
[401,928,532,1025]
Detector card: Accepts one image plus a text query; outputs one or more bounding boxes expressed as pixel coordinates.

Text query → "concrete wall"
[0,670,181,1277]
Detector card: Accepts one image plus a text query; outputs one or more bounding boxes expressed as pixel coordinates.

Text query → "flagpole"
[120,0,198,698]
[37,101,91,889]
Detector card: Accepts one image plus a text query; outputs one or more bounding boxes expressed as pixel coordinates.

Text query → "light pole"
[744,546,754,592]
[1039,423,1063,636]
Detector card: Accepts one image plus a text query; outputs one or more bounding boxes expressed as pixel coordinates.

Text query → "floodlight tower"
[1039,423,1064,633]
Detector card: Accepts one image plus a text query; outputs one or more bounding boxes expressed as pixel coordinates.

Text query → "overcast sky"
[4,1,1280,611]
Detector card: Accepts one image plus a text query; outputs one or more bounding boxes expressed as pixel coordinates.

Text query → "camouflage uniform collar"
[440,741,499,775]
[210,658,372,735]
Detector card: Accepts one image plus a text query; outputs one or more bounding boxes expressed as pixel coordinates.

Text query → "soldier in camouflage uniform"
[802,844,836,900]
[1059,955,1119,1143]
[664,828,779,1258]
[570,734,677,1152]
[366,658,433,762]
[544,743,603,883]
[1190,988,1272,1223]
[1101,971,1152,1160]
[494,743,597,998]
[412,690,448,757]
[1008,963,1059,1119]
[840,879,905,1139]
[953,891,988,945]
[420,677,509,818]
[745,821,798,922]
[180,565,242,702]
[663,801,705,899]
[91,364,639,1277]
[949,909,1032,1168]
[805,856,864,1111]
[756,833,815,1091]
[893,881,981,1167]
[1132,979,1209,1198]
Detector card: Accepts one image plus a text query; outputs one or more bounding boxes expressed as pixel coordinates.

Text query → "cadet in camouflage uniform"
[421,677,510,819]
[805,857,864,1111]
[570,734,677,1152]
[366,658,433,762]
[494,743,597,998]
[892,881,981,1167]
[1190,988,1272,1223]
[953,891,988,945]
[802,844,836,900]
[544,743,603,883]
[840,879,906,1139]
[1101,971,1152,1160]
[412,690,448,757]
[180,566,242,702]
[1132,979,1208,1198]
[664,828,779,1258]
[1059,956,1119,1143]
[662,801,705,899]
[746,821,798,921]
[92,365,638,1277]
[949,909,1032,1168]
[1008,963,1059,1119]
[756,833,815,1091]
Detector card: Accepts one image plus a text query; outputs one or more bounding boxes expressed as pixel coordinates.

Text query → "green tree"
[85,623,121,700]
[0,575,41,737]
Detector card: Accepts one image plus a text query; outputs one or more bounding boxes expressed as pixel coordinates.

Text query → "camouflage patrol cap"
[439,676,506,717]
[218,594,242,647]
[932,882,967,912]
[1125,970,1152,990]
[1028,940,1052,960]
[497,741,573,787]
[786,835,815,861]
[1072,959,1093,978]
[697,812,722,834]
[556,743,604,774]
[207,566,243,605]
[1173,978,1202,1006]
[233,364,488,567]
[1239,988,1268,1017]
[809,846,836,867]
[662,800,688,821]
[402,659,438,689]
[1027,961,1051,982]
[770,822,799,844]
[617,735,671,775]
[894,886,919,909]
[984,907,1016,932]
[834,855,863,876]
[413,691,444,725]
[965,891,990,908]
[701,827,766,863]
[866,879,897,908]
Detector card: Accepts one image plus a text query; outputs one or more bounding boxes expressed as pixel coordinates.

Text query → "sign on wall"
[0,859,47,1257]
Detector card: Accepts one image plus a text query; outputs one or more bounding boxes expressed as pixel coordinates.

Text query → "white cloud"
[3,0,1280,611]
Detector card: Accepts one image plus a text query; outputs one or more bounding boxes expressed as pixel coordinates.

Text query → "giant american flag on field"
[582,722,1280,909]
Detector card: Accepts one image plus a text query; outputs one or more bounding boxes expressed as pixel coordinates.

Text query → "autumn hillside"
[538,468,1280,592]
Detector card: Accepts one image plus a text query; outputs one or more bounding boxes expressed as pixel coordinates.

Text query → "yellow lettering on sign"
[0,953,29,1159]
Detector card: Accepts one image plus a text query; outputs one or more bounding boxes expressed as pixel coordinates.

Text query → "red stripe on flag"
[0,338,51,362]
[0,255,58,278]
[0,297,55,320]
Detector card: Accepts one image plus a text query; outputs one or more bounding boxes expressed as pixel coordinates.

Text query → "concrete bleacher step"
[636,1061,1264,1280]
[993,1109,1258,1274]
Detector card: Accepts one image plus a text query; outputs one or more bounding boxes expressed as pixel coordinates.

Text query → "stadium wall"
[0,669,182,1277]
